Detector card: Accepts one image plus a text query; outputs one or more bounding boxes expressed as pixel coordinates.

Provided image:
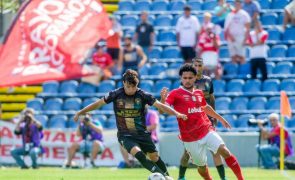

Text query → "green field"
[1,167,295,180]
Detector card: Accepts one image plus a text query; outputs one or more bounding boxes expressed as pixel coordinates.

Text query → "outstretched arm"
[153,100,187,120]
[203,105,231,128]
[74,98,106,122]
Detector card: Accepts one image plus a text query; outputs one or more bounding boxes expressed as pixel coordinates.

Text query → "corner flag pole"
[280,91,292,170]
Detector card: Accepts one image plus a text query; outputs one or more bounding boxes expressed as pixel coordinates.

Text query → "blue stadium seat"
[154,80,172,93]
[158,31,176,43]
[164,116,178,130]
[118,0,134,11]
[268,45,287,58]
[82,98,97,108]
[187,0,202,10]
[243,79,261,93]
[105,115,117,129]
[229,97,248,111]
[97,80,116,93]
[140,80,154,92]
[213,80,225,93]
[59,80,78,94]
[272,62,293,74]
[290,97,295,111]
[215,97,231,111]
[217,114,237,129]
[42,81,59,94]
[35,115,48,128]
[256,114,269,121]
[271,0,289,9]
[202,0,217,10]
[92,115,108,128]
[267,29,281,42]
[139,64,150,76]
[287,116,295,128]
[27,98,44,111]
[226,79,245,92]
[149,46,162,59]
[262,79,280,92]
[44,98,63,111]
[238,62,251,77]
[172,80,181,89]
[78,82,96,94]
[280,79,295,92]
[172,15,181,26]
[258,0,270,9]
[169,62,182,69]
[151,0,169,11]
[223,63,238,76]
[134,0,151,11]
[283,28,295,42]
[63,98,82,111]
[101,103,113,111]
[236,114,255,128]
[155,15,172,27]
[149,63,168,76]
[278,13,284,25]
[67,116,78,129]
[121,15,138,27]
[248,97,267,110]
[219,46,230,58]
[169,0,185,11]
[266,62,275,74]
[266,97,280,110]
[48,115,67,129]
[261,13,277,26]
[287,45,295,57]
[162,46,180,58]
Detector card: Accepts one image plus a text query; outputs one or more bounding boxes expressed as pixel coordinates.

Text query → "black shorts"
[118,135,157,154]
[181,47,196,61]
[107,48,120,60]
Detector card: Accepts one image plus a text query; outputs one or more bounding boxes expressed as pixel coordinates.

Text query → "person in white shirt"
[284,0,295,30]
[224,0,251,64]
[247,20,268,81]
[176,5,200,63]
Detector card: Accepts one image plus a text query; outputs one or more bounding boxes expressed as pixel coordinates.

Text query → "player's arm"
[153,100,187,120]
[87,121,103,134]
[209,94,215,110]
[203,105,231,128]
[258,122,277,140]
[74,98,106,122]
[76,126,82,137]
[158,87,169,114]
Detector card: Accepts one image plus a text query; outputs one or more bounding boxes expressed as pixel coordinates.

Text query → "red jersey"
[92,53,113,69]
[198,32,220,54]
[165,87,214,142]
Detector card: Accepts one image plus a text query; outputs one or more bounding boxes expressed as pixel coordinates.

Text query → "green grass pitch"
[1,167,295,180]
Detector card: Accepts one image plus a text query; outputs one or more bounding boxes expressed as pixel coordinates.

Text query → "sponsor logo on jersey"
[188,107,202,113]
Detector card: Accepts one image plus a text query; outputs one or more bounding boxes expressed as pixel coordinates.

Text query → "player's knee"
[218,144,231,158]
[130,146,141,156]
[149,153,159,162]
[92,140,100,147]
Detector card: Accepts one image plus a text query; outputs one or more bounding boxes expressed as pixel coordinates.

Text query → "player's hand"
[73,111,85,122]
[220,119,231,129]
[160,87,169,102]
[177,113,187,121]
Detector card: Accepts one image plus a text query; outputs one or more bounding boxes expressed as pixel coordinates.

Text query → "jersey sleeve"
[209,80,214,94]
[103,89,118,104]
[165,90,175,106]
[199,91,207,107]
[142,91,157,106]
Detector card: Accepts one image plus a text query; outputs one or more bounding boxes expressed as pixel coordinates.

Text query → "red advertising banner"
[0,0,111,87]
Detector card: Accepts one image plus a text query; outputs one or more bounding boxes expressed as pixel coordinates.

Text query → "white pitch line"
[281,170,295,180]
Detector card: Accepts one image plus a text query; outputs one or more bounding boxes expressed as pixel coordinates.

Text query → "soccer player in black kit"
[74,69,187,179]
[178,57,227,180]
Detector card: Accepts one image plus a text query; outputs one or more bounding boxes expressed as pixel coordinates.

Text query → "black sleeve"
[209,80,214,94]
[103,89,118,104]
[142,91,156,106]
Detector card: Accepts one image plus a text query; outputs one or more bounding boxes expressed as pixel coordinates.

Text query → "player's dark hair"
[179,63,197,76]
[123,69,139,86]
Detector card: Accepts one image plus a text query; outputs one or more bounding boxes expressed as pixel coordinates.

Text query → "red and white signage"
[0,0,111,87]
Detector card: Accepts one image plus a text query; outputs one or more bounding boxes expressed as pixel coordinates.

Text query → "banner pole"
[280,115,285,170]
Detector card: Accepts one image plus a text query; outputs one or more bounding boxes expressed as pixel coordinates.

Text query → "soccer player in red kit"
[160,64,244,180]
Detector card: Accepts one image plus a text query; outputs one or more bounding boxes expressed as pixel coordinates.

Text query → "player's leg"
[183,140,212,180]
[119,145,133,167]
[10,147,28,168]
[178,150,190,180]
[206,131,244,180]
[90,140,104,166]
[118,136,165,175]
[29,147,41,169]
[65,142,79,166]
[211,151,226,180]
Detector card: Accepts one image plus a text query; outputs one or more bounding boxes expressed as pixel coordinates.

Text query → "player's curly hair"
[123,69,139,86]
[179,63,197,76]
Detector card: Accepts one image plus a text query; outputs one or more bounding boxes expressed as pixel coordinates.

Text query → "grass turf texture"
[1,167,295,180]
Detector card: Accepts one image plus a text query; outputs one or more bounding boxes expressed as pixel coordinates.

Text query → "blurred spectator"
[198,23,222,79]
[64,114,104,168]
[283,0,295,30]
[107,15,122,62]
[176,5,200,63]
[247,20,268,81]
[118,109,159,168]
[82,41,114,85]
[214,0,233,27]
[243,0,261,23]
[134,11,154,58]
[256,113,293,169]
[10,108,43,169]
[118,34,147,74]
[225,0,251,64]
[200,12,213,34]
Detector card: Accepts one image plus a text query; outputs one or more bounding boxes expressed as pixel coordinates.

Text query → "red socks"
[197,166,212,180]
[225,155,244,180]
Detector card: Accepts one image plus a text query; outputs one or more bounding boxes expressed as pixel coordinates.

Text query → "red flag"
[280,91,292,119]
[0,0,111,87]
